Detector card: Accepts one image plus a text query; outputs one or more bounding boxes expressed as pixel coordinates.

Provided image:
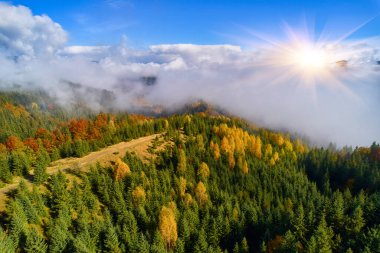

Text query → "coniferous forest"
[0,91,379,253]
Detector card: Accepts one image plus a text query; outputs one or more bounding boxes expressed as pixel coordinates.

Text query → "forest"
[0,90,379,253]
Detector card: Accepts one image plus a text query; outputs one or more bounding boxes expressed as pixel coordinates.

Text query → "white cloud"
[61,45,111,55]
[0,2,67,58]
[150,44,243,66]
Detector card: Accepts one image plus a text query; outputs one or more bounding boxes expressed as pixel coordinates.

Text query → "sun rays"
[238,19,380,105]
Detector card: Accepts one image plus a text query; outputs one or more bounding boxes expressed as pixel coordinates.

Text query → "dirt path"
[0,133,162,211]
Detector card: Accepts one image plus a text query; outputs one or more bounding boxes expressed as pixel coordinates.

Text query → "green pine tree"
[0,227,16,253]
[24,228,47,253]
[33,164,47,185]
[241,237,249,253]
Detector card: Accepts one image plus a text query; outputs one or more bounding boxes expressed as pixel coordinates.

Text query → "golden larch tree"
[221,136,230,153]
[228,152,235,169]
[210,141,221,160]
[195,181,208,206]
[254,136,262,159]
[196,134,205,152]
[242,160,249,174]
[178,177,187,198]
[177,149,187,173]
[197,162,210,179]
[264,144,273,158]
[273,152,280,162]
[238,156,249,174]
[114,158,131,181]
[248,135,256,155]
[132,186,146,206]
[284,140,293,152]
[159,206,178,250]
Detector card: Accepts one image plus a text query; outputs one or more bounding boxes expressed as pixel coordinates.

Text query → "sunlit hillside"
[0,91,378,252]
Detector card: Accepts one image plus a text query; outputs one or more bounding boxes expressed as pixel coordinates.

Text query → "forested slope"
[0,91,379,252]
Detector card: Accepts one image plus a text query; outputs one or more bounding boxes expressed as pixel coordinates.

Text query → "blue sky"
[9,0,380,47]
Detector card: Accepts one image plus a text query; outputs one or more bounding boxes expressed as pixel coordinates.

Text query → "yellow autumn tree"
[237,156,249,174]
[228,135,236,153]
[295,139,307,154]
[242,160,249,174]
[132,186,146,206]
[184,193,193,206]
[159,206,178,249]
[210,141,221,160]
[254,136,262,159]
[221,136,230,153]
[218,123,229,136]
[178,177,187,198]
[273,152,279,162]
[114,158,131,181]
[197,162,210,179]
[264,144,273,158]
[269,158,276,166]
[177,149,187,173]
[196,134,205,152]
[284,140,293,152]
[195,181,208,206]
[271,133,284,147]
[248,135,256,155]
[228,152,236,169]
[235,136,245,155]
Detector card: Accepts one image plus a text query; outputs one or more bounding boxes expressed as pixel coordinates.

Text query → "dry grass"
[48,133,161,173]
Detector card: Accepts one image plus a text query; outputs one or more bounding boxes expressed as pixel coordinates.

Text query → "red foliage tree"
[5,136,24,151]
[24,138,39,152]
[69,119,89,140]
[94,113,108,129]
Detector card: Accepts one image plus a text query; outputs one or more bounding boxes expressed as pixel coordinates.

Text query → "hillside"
[0,91,379,253]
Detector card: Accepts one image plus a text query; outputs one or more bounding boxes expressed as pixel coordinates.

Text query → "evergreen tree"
[0,227,16,253]
[308,215,334,253]
[151,230,166,253]
[104,220,121,253]
[241,237,249,253]
[25,229,47,253]
[194,228,208,253]
[0,155,12,183]
[33,164,47,185]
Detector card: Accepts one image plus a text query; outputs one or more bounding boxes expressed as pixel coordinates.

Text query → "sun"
[239,21,372,104]
[281,42,331,76]
[294,46,328,70]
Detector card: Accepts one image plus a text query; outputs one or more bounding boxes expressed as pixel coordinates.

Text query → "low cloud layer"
[0,2,379,147]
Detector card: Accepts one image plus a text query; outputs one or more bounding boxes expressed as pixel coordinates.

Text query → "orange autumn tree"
[69,118,89,140]
[35,128,54,151]
[23,138,39,152]
[3,103,29,118]
[5,136,24,151]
